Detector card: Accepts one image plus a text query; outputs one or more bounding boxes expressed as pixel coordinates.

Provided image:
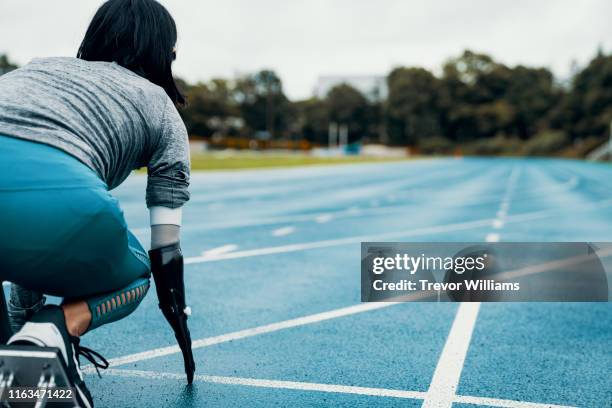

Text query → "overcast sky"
[1,0,610,99]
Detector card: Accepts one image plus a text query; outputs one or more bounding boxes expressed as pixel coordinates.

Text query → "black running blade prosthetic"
[149,243,196,384]
[160,302,195,384]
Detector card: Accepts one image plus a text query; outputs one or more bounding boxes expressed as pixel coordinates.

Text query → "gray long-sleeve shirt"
[0,57,190,208]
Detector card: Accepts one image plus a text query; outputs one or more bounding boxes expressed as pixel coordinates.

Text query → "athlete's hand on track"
[149,243,196,384]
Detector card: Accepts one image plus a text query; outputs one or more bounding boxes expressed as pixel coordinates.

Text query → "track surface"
[38,158,612,406]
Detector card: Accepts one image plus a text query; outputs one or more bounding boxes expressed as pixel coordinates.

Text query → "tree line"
[180,49,612,155]
[1,50,610,155]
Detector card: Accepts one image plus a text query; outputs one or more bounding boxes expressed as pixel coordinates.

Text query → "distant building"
[314,75,388,101]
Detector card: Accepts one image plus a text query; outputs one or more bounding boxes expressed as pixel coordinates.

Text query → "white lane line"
[182,198,612,265]
[491,167,519,240]
[423,167,519,408]
[132,202,450,235]
[201,244,238,257]
[485,233,500,242]
[272,226,296,237]
[185,218,493,264]
[104,302,397,368]
[422,302,481,408]
[128,173,585,235]
[93,368,575,408]
[94,369,426,400]
[315,214,334,224]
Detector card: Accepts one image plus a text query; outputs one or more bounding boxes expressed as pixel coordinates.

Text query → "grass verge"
[190,152,408,170]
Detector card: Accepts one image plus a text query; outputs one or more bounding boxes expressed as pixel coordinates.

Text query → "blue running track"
[9,158,612,407]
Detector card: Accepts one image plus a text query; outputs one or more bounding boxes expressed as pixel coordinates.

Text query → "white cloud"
[0,0,610,99]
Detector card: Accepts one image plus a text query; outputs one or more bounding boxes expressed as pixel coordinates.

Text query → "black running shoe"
[8,305,107,408]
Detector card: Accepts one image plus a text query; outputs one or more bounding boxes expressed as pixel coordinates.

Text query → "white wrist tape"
[149,206,182,226]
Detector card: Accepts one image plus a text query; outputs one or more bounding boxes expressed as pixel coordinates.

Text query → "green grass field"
[189,152,408,170]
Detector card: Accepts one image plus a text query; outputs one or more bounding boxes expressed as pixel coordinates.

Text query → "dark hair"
[77,0,185,106]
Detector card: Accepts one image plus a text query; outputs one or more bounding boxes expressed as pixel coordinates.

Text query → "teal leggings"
[0,135,151,331]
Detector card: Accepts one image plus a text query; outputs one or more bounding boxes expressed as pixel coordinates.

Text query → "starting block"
[0,345,79,407]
